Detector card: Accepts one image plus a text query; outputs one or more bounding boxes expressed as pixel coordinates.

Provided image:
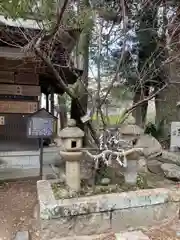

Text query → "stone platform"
[36,180,180,239]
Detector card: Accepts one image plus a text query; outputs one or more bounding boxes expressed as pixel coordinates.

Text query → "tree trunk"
[70,29,90,131]
[57,95,67,130]
[155,6,180,140]
[132,87,149,127]
[71,0,91,144]
[71,98,84,129]
[155,83,180,139]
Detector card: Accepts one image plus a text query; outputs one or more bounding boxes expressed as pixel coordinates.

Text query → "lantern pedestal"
[124,159,138,185]
[60,151,82,192]
[122,150,142,185]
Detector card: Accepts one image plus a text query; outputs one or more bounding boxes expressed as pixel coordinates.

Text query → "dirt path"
[0,179,40,240]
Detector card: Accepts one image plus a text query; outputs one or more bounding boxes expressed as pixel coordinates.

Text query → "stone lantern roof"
[119,124,144,135]
[59,119,84,139]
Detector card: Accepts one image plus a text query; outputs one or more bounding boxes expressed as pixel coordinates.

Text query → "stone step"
[14,231,30,240]
[51,231,150,240]
[51,233,115,240]
[115,231,150,240]
[51,237,100,240]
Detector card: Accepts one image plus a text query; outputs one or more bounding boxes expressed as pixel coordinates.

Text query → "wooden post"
[46,93,49,112]
[50,88,54,116]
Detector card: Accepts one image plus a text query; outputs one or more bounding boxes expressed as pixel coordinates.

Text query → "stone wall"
[0,147,60,180]
[37,180,180,239]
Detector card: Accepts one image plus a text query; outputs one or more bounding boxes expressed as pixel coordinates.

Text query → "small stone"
[14,231,29,240]
[147,160,163,175]
[100,178,111,186]
[161,163,180,180]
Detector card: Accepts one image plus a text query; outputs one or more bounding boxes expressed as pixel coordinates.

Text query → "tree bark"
[155,5,180,139]
[155,82,180,139]
[58,95,67,130]
[71,0,91,143]
[132,86,149,127]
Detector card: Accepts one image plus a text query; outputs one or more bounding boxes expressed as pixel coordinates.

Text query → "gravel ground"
[0,179,40,240]
[145,220,180,240]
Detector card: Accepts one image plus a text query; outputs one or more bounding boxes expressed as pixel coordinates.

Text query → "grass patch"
[92,114,135,127]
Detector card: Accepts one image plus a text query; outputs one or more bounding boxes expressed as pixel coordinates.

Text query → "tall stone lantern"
[59,119,84,192]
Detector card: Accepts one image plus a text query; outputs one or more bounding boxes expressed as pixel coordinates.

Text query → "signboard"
[0,101,38,113]
[27,108,57,179]
[0,84,41,96]
[170,122,180,151]
[27,108,57,139]
[15,72,39,85]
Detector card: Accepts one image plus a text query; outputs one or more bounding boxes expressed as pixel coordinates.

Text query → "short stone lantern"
[119,124,144,185]
[59,119,84,192]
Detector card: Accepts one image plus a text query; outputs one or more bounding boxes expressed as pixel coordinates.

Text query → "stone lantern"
[123,150,142,185]
[59,119,84,192]
[119,124,144,185]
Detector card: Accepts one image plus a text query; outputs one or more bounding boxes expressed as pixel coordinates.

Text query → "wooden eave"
[0,25,83,93]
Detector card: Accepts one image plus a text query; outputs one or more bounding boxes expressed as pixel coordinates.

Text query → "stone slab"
[161,163,180,180]
[51,237,99,240]
[115,231,150,240]
[157,150,180,166]
[14,231,29,240]
[50,233,114,240]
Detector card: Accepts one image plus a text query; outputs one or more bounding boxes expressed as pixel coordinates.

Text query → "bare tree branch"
[34,46,99,145]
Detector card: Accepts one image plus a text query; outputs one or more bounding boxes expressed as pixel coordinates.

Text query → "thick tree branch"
[51,0,69,36]
[117,83,168,124]
[34,46,99,146]
[99,0,128,108]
